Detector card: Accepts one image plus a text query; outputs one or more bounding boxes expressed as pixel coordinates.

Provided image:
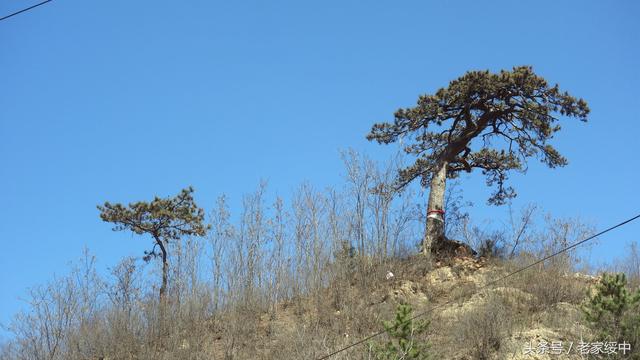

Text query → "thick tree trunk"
[154,236,169,338]
[155,237,169,303]
[422,161,447,255]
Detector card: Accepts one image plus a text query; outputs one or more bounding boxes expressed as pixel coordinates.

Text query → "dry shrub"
[613,241,640,292]
[502,215,595,312]
[452,292,512,360]
[507,253,587,313]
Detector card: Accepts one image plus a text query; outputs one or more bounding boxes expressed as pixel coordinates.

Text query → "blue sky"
[1,0,638,337]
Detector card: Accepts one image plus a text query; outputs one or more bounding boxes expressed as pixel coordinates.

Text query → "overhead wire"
[0,0,54,22]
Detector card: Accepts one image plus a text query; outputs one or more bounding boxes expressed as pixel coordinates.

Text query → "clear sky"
[1,0,638,337]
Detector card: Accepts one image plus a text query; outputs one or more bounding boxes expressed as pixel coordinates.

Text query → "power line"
[316,213,640,360]
[0,0,54,22]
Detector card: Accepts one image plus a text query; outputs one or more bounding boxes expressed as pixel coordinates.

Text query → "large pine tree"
[367,66,589,255]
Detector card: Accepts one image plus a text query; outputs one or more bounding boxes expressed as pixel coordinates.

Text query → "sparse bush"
[454,292,511,360]
[505,215,594,311]
[616,241,640,292]
[0,342,14,360]
[476,230,507,259]
[460,218,508,259]
[510,258,586,311]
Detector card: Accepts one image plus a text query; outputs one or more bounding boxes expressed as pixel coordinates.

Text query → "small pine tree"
[582,273,640,359]
[98,187,209,302]
[370,304,431,360]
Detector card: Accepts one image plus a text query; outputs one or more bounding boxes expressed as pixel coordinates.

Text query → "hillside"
[2,240,639,360]
[2,172,638,360]
[199,254,601,359]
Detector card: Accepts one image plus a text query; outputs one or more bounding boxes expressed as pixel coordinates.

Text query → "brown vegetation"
[1,153,638,360]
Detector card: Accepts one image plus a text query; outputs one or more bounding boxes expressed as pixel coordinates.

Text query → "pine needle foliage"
[582,273,640,359]
[370,304,431,360]
[367,66,589,205]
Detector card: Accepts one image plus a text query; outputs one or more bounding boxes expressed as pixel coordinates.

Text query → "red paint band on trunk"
[427,209,445,215]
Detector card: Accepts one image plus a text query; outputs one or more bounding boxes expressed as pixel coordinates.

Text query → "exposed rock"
[389,280,428,303]
[429,266,456,283]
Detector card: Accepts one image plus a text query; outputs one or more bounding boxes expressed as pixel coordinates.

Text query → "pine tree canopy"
[97,187,209,260]
[367,66,589,205]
